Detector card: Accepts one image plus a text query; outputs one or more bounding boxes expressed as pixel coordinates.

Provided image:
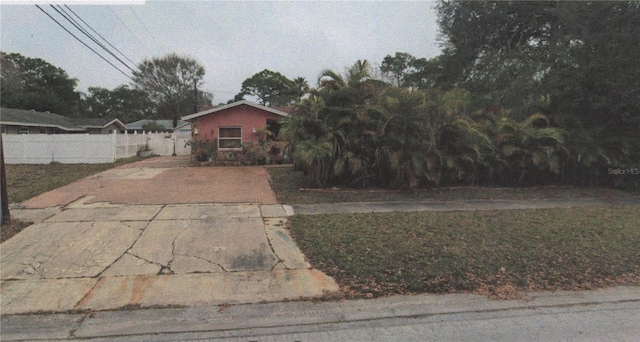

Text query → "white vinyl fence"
[3,131,192,164]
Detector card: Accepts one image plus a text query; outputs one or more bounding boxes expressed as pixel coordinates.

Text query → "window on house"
[218,127,242,149]
[266,119,281,141]
[20,127,29,134]
[39,127,47,134]
[1,126,6,134]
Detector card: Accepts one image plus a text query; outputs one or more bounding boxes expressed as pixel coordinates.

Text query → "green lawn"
[5,157,141,204]
[288,206,640,299]
[268,166,638,204]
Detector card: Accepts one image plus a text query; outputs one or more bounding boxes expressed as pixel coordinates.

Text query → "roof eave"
[181,100,289,121]
[0,121,84,132]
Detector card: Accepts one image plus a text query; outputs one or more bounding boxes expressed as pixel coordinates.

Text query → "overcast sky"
[1,1,440,104]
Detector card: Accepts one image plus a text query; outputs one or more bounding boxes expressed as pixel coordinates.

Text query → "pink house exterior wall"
[194,105,283,146]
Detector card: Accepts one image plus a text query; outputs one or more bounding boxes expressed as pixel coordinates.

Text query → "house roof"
[74,117,126,129]
[181,100,289,121]
[0,108,125,132]
[1,107,82,131]
[125,119,189,131]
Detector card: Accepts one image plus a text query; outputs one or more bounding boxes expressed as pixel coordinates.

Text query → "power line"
[35,5,134,82]
[129,5,160,50]
[51,5,137,74]
[108,6,153,55]
[64,5,139,68]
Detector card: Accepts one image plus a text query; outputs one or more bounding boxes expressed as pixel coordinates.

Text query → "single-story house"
[181,100,289,150]
[0,107,125,134]
[182,100,289,165]
[124,119,191,135]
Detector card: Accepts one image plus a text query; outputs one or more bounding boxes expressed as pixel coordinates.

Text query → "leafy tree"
[380,52,416,87]
[0,53,23,103]
[436,1,556,86]
[132,53,206,128]
[291,77,310,102]
[436,0,640,188]
[141,121,168,132]
[548,2,639,188]
[1,52,81,115]
[235,69,308,106]
[405,56,448,89]
[82,85,154,123]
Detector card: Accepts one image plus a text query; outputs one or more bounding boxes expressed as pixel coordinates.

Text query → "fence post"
[83,133,89,163]
[172,132,177,156]
[112,130,117,162]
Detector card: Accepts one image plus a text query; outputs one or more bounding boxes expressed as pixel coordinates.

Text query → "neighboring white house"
[0,107,125,135]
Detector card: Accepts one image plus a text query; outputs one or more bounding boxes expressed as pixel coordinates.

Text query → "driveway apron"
[1,156,338,314]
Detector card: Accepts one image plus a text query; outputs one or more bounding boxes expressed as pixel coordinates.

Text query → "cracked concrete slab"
[170,255,225,274]
[2,159,339,315]
[155,204,261,220]
[101,253,162,277]
[74,270,339,311]
[0,278,97,314]
[45,206,163,222]
[1,221,144,280]
[172,218,279,272]
[264,218,311,269]
[128,220,192,267]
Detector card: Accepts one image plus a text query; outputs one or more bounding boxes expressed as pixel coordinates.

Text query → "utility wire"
[51,5,137,73]
[35,5,134,81]
[109,6,152,55]
[64,5,139,68]
[129,5,160,48]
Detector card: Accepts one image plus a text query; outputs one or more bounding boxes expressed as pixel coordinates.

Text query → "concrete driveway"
[1,156,338,314]
[20,156,278,208]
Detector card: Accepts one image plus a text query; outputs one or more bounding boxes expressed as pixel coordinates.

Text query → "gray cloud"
[1,1,439,104]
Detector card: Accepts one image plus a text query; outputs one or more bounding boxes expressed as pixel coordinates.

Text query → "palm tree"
[313,60,384,185]
[294,138,333,187]
[494,113,566,185]
[377,87,440,188]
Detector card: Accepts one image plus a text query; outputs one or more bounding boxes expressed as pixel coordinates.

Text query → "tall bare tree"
[132,53,206,128]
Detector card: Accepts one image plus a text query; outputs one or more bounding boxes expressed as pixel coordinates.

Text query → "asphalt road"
[98,301,639,341]
[3,286,639,341]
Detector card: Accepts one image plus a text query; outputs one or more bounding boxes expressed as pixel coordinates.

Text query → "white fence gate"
[3,131,192,164]
[146,132,191,156]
